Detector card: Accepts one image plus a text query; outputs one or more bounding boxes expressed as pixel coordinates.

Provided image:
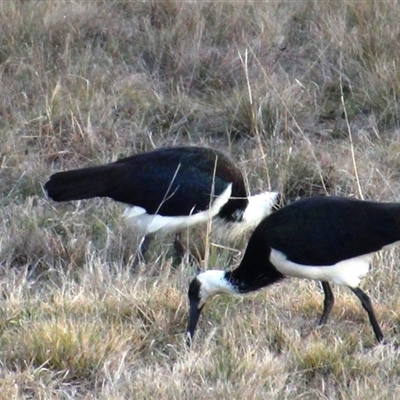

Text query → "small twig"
[339,51,364,200]
[238,47,271,191]
[203,155,218,270]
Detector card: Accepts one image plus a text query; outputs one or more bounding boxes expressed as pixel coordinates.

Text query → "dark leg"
[319,281,335,326]
[350,287,384,343]
[173,232,200,269]
[130,233,155,270]
[173,232,185,261]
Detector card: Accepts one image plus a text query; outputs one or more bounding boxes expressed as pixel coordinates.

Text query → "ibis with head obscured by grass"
[45,146,281,266]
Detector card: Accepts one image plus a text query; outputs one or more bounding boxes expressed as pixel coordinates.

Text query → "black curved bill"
[186,300,203,347]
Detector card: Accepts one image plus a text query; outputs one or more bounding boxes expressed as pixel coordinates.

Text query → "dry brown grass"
[2,0,400,398]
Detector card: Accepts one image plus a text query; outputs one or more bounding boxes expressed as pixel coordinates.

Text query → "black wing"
[259,196,400,266]
[45,146,248,217]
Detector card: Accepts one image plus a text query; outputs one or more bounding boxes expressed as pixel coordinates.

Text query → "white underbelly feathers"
[122,184,233,235]
[270,248,372,288]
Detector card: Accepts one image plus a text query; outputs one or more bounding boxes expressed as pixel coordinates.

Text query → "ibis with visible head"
[45,146,281,265]
[187,196,400,345]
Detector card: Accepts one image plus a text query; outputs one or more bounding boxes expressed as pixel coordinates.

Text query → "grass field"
[2,1,400,398]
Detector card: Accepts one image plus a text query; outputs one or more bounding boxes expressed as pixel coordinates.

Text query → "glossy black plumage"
[45,146,248,219]
[188,196,400,344]
[228,196,400,292]
[45,146,281,266]
[260,196,400,266]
